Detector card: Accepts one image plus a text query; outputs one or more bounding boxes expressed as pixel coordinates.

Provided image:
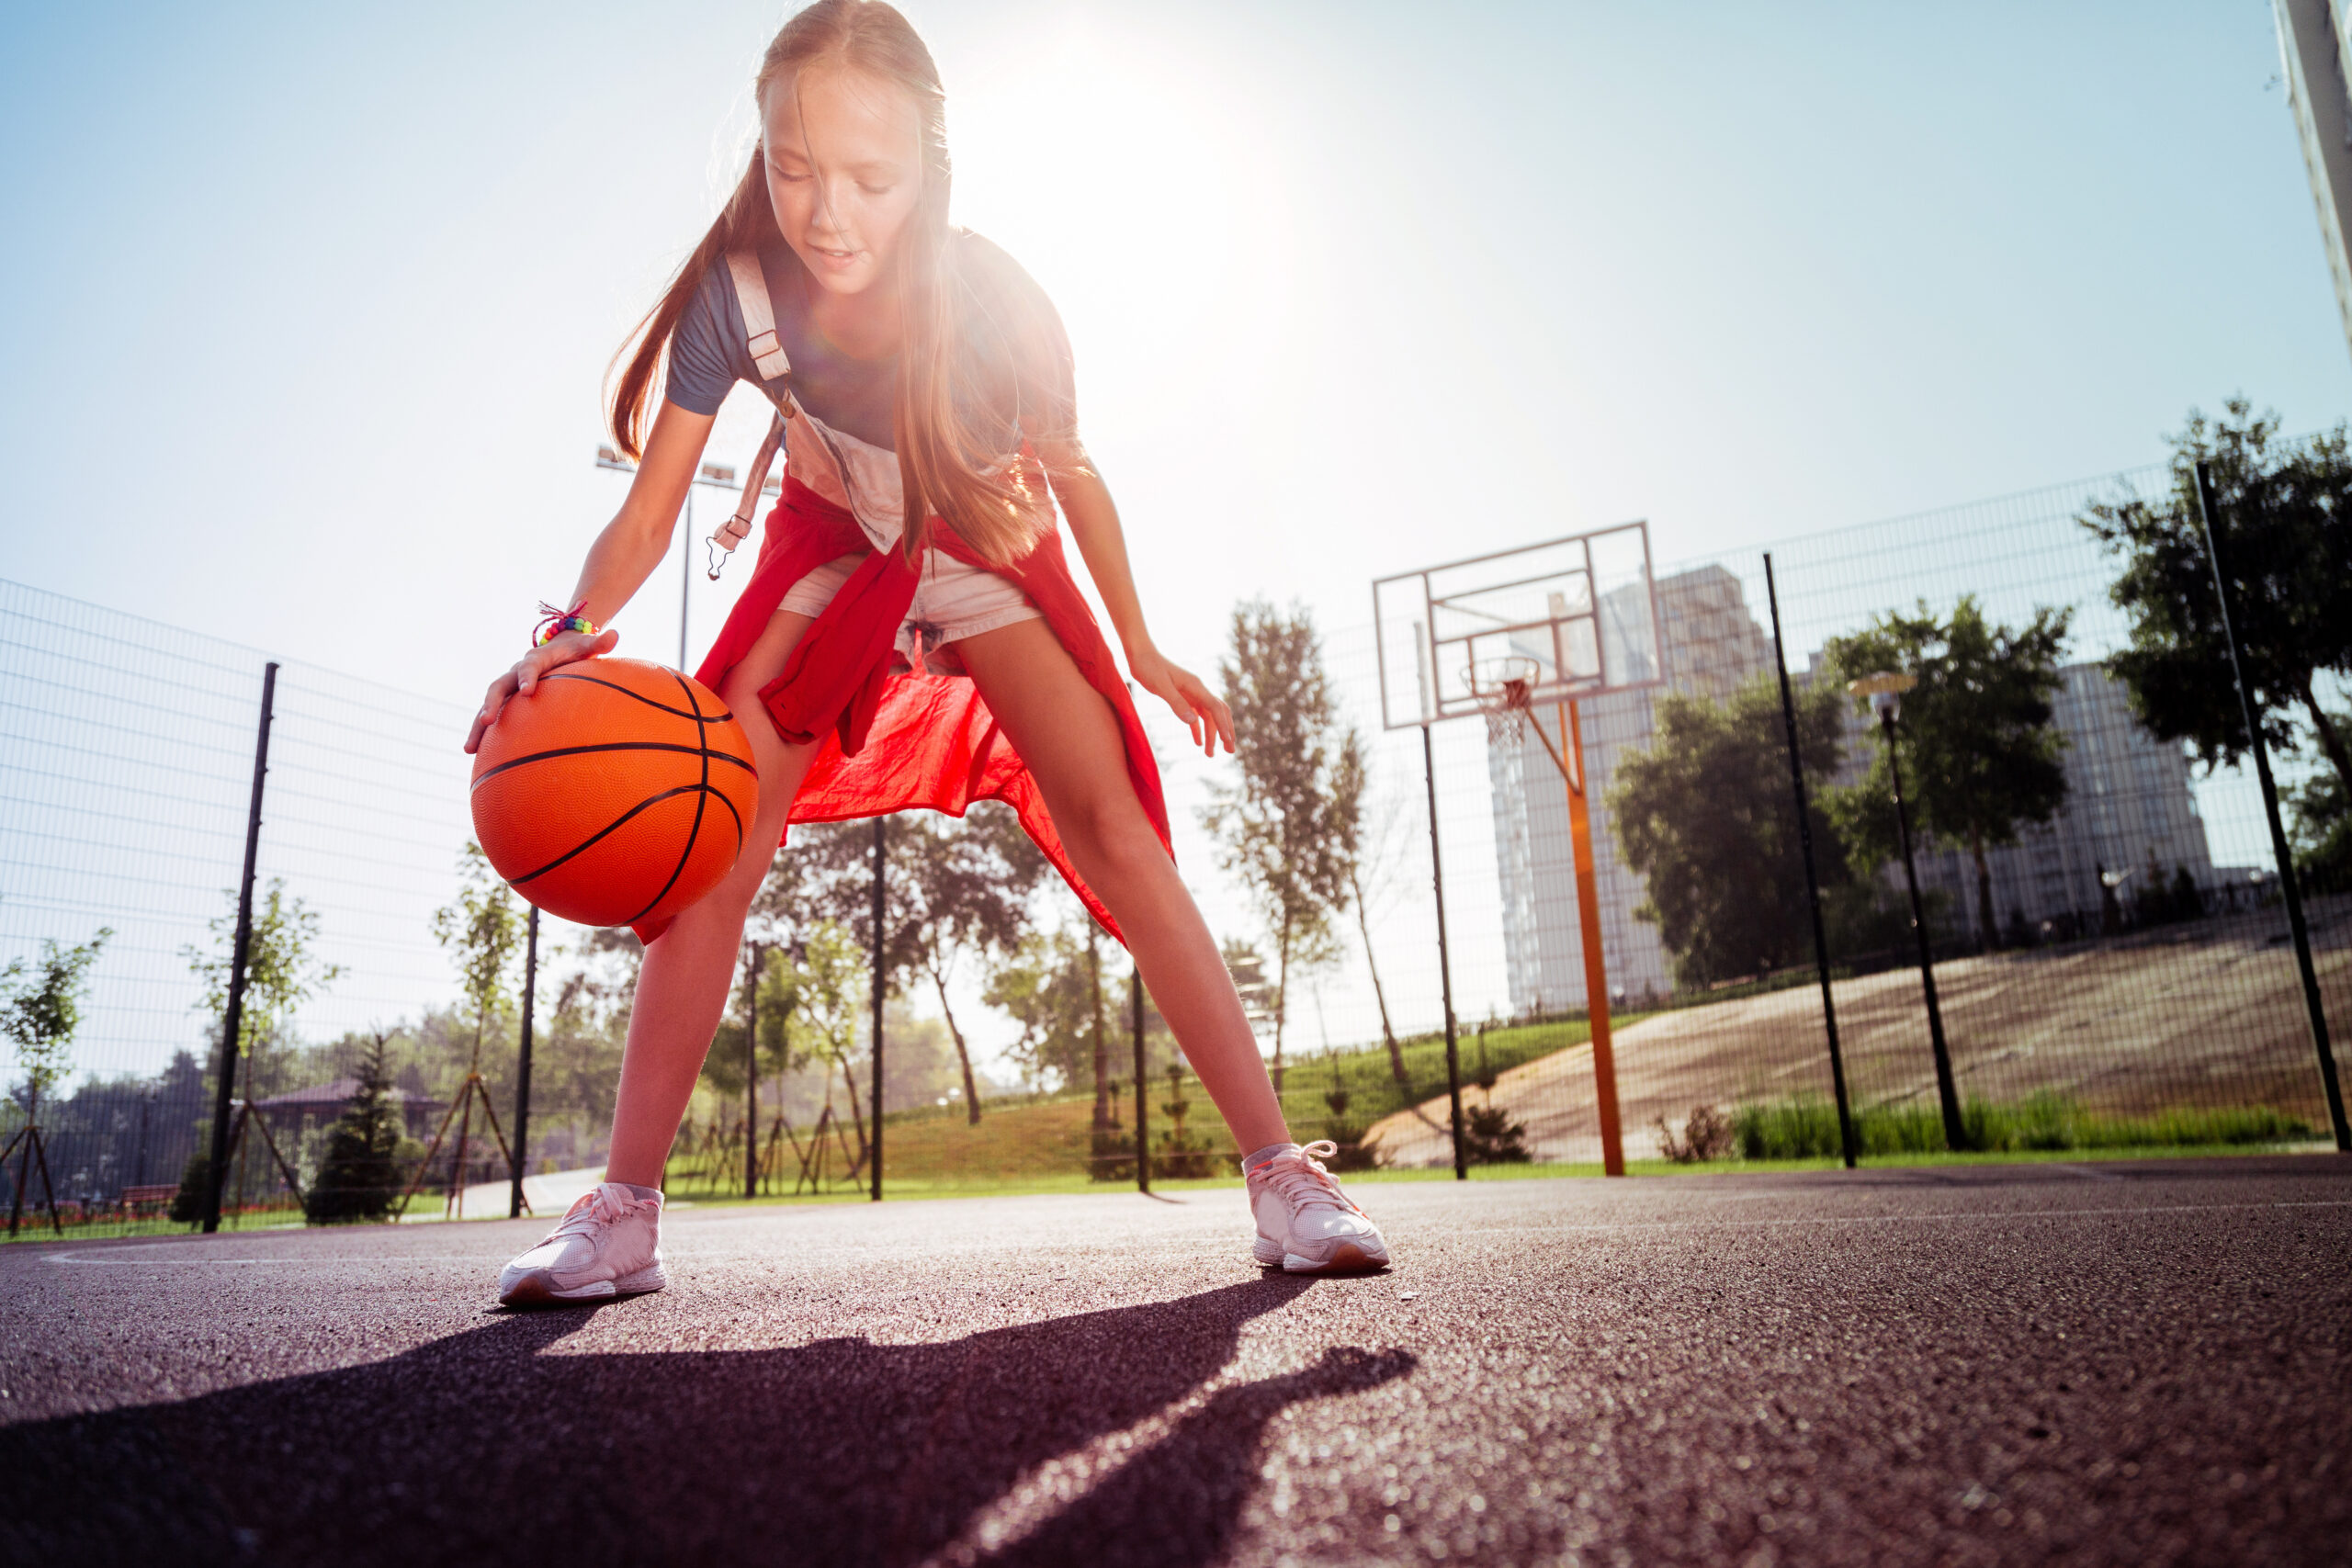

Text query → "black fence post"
[1764,555,1859,1169]
[2194,460,2349,1151]
[510,906,538,1219]
[204,661,277,1235]
[1881,704,1965,1150]
[870,816,887,1201]
[1132,971,1150,1193]
[745,941,762,1201]
[1423,726,1467,1179]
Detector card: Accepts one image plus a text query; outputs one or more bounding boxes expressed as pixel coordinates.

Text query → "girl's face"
[762,64,924,299]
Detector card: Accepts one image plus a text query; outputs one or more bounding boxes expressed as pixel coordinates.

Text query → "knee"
[1058,788,1165,882]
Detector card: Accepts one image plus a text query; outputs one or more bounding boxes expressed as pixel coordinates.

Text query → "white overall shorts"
[707,251,1043,674]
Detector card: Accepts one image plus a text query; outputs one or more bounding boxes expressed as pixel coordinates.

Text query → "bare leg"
[605,610,824,1187]
[952,619,1290,1155]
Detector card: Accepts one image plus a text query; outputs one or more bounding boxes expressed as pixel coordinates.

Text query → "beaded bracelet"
[533,601,599,648]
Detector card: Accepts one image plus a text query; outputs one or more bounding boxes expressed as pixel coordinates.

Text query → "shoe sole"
[498,1262,667,1308]
[1283,1241,1388,1275]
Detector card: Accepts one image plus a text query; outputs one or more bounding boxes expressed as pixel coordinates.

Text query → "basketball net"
[1481,675,1582,794]
[1479,675,1535,751]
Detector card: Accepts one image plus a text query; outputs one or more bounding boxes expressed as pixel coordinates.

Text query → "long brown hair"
[608,0,1077,565]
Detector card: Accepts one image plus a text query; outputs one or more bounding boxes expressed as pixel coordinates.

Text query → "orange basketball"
[469,658,759,930]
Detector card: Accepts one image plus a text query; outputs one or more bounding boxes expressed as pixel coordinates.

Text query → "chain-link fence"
[1295,459,2349,1171]
[4,446,2346,1234]
[0,581,488,1232]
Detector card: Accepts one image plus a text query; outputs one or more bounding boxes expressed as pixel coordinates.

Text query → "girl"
[467,0,1388,1305]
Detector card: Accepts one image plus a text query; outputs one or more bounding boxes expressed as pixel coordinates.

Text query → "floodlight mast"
[1849,671,1965,1150]
[594,446,779,670]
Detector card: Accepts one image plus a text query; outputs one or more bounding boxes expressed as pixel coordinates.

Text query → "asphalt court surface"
[2,1156,2346,1566]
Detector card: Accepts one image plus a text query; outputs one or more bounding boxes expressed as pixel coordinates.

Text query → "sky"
[3,1,2346,685]
[4,1,2350,1085]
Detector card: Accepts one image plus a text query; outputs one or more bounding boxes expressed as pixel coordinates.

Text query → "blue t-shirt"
[663,231,1074,456]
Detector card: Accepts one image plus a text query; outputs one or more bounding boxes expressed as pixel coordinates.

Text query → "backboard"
[1372,523,1666,730]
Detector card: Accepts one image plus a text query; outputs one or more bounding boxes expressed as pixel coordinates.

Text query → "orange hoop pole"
[1556,701,1625,1176]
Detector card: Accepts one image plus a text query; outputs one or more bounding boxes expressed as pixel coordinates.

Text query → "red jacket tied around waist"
[660,476,1171,946]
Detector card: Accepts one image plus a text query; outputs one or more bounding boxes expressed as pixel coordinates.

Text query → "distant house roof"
[253,1078,441,1112]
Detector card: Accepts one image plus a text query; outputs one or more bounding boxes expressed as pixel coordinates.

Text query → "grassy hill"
[662,1014,1605,1195]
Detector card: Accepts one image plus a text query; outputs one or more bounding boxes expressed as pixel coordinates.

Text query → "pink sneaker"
[497,1183,667,1306]
[1247,1141,1391,1274]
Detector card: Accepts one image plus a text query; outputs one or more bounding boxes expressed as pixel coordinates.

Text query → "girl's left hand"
[1126,643,1235,757]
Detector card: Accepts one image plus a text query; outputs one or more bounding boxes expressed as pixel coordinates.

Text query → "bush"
[1463,1104,1532,1164]
[1655,1104,1736,1163]
[168,1151,210,1225]
[1088,1126,1134,1184]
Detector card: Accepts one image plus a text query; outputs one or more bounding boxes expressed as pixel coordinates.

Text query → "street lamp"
[594,446,779,669]
[1849,670,1965,1151]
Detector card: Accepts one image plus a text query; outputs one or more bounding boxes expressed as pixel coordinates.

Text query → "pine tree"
[1201,601,1360,1084]
[305,1032,402,1223]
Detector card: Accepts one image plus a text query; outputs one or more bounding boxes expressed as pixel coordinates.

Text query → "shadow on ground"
[0,1276,1413,1568]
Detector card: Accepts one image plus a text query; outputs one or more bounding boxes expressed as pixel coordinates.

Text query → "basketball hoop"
[1370,521,1657,1179]
[1467,655,1541,751]
[1467,655,1577,790]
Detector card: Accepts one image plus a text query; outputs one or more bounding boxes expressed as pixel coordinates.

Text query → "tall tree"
[430,842,522,1076]
[1825,597,2072,948]
[1200,601,1360,1081]
[763,811,1041,1123]
[898,807,1048,1123]
[701,945,803,1100]
[2080,400,2352,798]
[185,880,344,1100]
[1328,731,1409,1083]
[2289,746,2352,896]
[1,928,109,1125]
[1610,677,1854,987]
[783,919,871,1156]
[982,929,1099,1091]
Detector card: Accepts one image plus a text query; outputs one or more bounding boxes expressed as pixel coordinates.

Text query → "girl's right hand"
[464,626,620,754]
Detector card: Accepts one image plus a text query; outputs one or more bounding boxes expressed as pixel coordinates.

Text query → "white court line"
[1430,1197,2352,1237]
[26,1198,2349,1267]
[39,1253,499,1266]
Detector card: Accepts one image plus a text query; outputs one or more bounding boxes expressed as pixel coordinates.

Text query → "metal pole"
[1763,554,1858,1168]
[2194,460,2348,1149]
[1422,726,1468,1179]
[1884,707,1965,1149]
[204,661,277,1234]
[1132,970,1150,1193]
[510,907,539,1218]
[870,816,887,1201]
[135,1085,153,1189]
[1556,700,1626,1176]
[745,942,763,1200]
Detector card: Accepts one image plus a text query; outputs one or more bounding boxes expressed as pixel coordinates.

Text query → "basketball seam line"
[619,667,724,928]
[471,739,754,788]
[509,783,732,889]
[542,670,737,725]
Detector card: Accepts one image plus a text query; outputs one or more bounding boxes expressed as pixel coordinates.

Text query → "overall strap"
[707,252,797,579]
[725,250,793,383]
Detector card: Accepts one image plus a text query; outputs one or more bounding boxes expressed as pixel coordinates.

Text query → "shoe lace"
[1255,1141,1362,1215]
[548,1183,649,1241]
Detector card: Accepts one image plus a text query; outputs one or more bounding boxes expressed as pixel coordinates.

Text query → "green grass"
[1270,1015,1622,1138]
[14,1139,2332,1241]
[1729,1093,2313,1160]
[658,1017,1619,1197]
